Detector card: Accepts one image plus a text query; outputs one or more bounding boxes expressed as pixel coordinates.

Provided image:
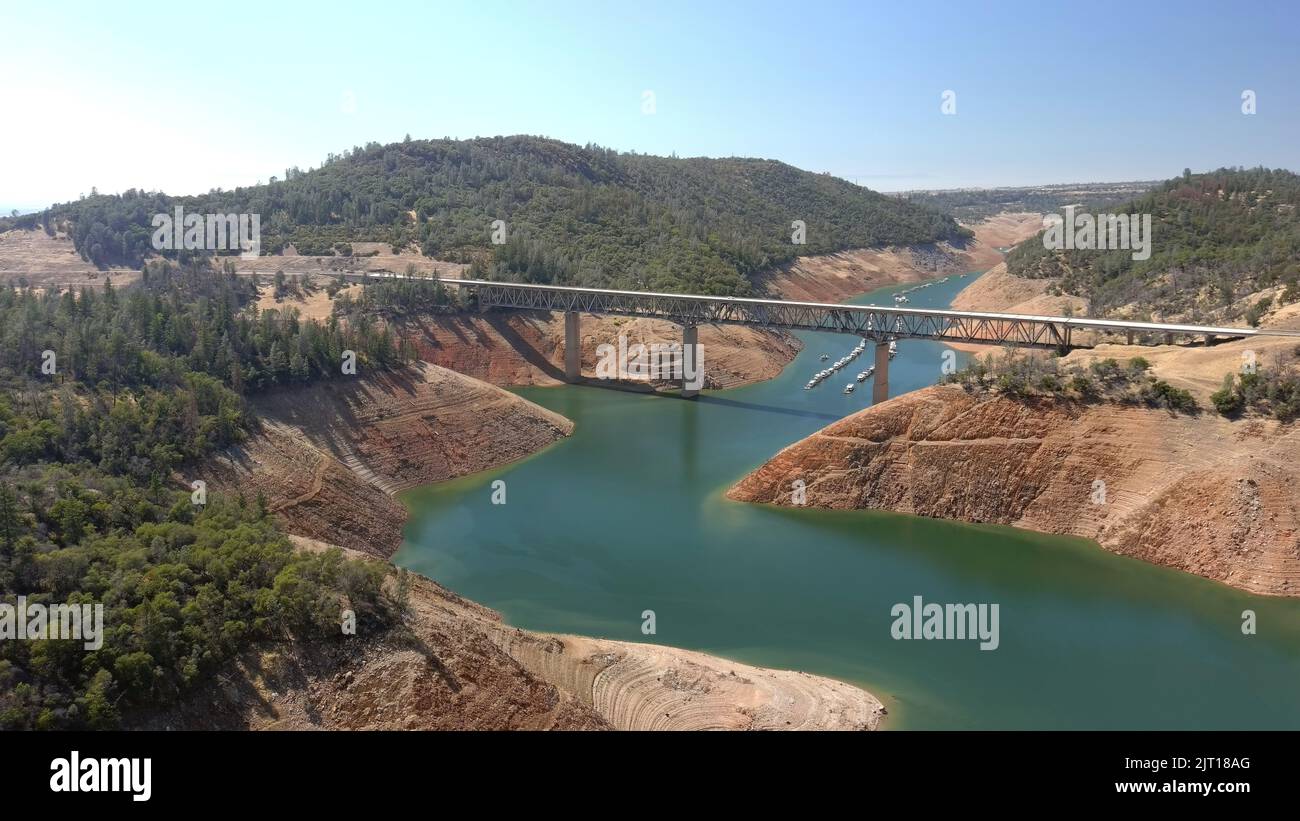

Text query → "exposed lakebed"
[396,275,1300,729]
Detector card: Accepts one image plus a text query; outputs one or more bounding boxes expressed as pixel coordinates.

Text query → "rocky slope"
[203,362,574,557]
[758,213,1041,303]
[950,260,1086,317]
[728,385,1300,596]
[137,538,885,731]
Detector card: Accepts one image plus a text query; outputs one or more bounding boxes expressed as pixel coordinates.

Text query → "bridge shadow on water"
[692,394,840,422]
[567,379,841,422]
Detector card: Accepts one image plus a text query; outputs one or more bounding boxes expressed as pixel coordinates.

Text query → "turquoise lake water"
[395,274,1300,729]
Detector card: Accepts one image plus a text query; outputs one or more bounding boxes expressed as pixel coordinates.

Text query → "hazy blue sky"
[2,0,1297,210]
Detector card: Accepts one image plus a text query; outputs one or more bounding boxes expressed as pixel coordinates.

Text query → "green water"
[395,274,1300,729]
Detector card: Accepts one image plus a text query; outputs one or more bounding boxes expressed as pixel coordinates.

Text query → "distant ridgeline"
[3,136,967,296]
[898,181,1155,223]
[1005,167,1300,319]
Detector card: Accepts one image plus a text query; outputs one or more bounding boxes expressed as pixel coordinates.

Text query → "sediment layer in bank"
[136,537,885,731]
[203,362,574,557]
[728,385,1300,596]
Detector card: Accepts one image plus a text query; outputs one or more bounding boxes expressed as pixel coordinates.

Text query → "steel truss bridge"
[339,273,1300,399]
[381,276,1295,349]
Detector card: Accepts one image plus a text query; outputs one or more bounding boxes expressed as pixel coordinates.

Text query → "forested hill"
[1005,167,1300,319]
[11,136,967,296]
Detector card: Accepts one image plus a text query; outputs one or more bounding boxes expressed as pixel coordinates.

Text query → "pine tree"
[0,483,19,550]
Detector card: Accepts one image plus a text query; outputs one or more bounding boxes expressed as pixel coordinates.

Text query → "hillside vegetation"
[0,267,416,729]
[3,136,966,296]
[1005,167,1300,319]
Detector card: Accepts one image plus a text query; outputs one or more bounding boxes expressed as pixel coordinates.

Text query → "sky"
[2,0,1298,211]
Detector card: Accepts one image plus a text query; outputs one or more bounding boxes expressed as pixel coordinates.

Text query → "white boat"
[820,354,829,361]
[864,366,875,377]
[856,372,867,382]
[843,384,855,394]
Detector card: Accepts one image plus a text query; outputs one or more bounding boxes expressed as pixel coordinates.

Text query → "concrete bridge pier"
[681,323,700,399]
[564,311,581,384]
[872,341,890,405]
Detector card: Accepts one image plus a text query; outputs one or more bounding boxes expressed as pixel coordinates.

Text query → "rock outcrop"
[728,385,1300,596]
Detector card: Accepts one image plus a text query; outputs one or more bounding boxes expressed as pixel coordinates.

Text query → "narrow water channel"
[396,274,1300,729]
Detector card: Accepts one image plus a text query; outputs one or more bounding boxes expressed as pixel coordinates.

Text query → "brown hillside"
[728,385,1300,596]
[203,362,574,557]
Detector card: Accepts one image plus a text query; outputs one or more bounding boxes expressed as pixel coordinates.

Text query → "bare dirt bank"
[492,628,884,730]
[950,260,1085,317]
[0,228,455,293]
[944,261,1092,354]
[758,213,1041,303]
[233,241,467,279]
[139,537,885,731]
[0,227,140,291]
[1061,334,1300,405]
[192,362,886,730]
[948,260,1300,364]
[404,310,800,390]
[203,362,574,557]
[728,385,1300,596]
